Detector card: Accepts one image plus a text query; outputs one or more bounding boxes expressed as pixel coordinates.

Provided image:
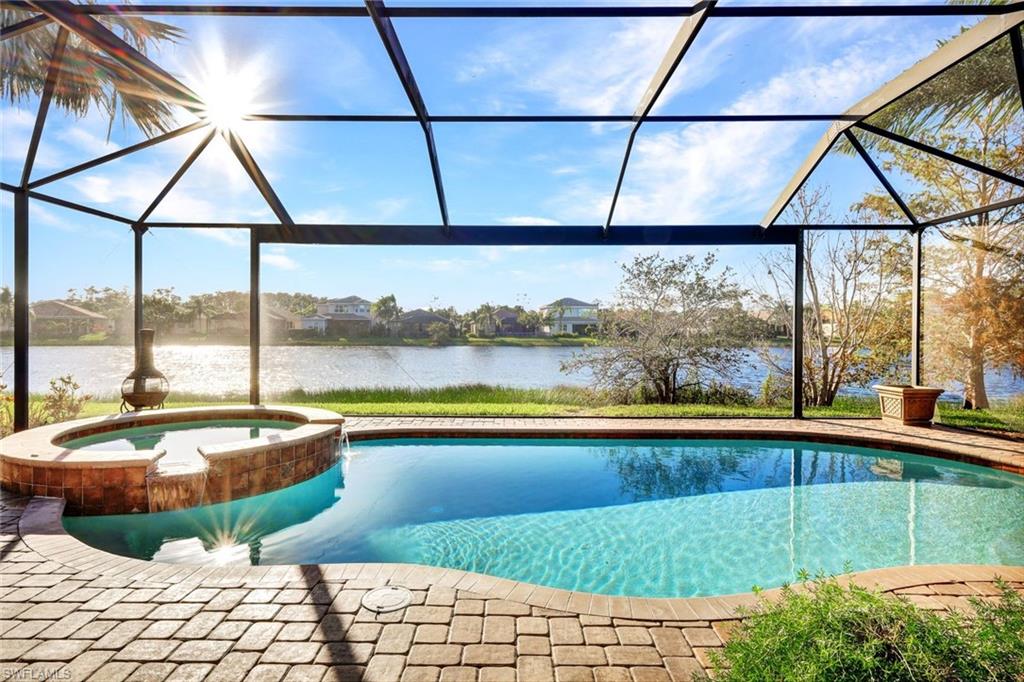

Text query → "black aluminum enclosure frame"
[3,1,1023,429]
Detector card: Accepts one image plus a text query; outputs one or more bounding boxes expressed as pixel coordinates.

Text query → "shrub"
[759,371,791,407]
[0,375,92,437]
[426,321,451,346]
[712,574,1024,682]
[674,380,754,407]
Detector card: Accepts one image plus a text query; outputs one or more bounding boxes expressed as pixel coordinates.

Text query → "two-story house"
[540,297,599,335]
[301,295,373,336]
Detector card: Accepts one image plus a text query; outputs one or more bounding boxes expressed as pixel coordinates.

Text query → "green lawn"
[70,386,1022,436]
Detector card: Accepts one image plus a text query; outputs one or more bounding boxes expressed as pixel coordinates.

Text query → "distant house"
[30,300,112,338]
[540,297,599,335]
[471,307,529,337]
[300,314,330,335]
[317,296,372,317]
[208,311,247,336]
[398,309,448,337]
[264,307,300,339]
[751,307,789,337]
[301,295,374,337]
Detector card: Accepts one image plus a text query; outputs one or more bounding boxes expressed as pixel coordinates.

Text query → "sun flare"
[190,41,266,132]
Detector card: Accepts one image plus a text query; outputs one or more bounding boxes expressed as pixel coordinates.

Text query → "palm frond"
[1,3,187,138]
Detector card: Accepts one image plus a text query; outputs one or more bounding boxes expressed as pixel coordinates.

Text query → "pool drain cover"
[361,586,413,613]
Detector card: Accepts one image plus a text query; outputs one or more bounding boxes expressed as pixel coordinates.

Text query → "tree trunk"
[962,350,990,410]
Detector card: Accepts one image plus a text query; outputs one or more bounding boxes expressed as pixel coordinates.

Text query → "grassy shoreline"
[66,385,1023,434]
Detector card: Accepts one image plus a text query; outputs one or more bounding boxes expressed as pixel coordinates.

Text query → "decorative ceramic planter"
[873,385,944,426]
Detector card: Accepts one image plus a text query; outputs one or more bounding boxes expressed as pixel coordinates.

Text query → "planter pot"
[873,384,944,426]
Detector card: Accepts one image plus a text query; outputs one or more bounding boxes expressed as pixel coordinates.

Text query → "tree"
[563,252,751,404]
[371,294,402,336]
[758,188,912,407]
[142,287,182,335]
[518,309,544,334]
[426,321,450,346]
[849,35,1024,409]
[0,286,12,334]
[1,6,185,136]
[472,303,499,337]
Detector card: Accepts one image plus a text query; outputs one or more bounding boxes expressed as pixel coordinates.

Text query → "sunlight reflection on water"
[4,345,1021,400]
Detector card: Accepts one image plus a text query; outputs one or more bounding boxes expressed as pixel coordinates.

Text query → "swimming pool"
[63,438,1024,597]
[61,419,298,466]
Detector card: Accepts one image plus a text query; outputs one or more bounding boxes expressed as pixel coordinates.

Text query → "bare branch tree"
[757,188,911,407]
[563,252,751,404]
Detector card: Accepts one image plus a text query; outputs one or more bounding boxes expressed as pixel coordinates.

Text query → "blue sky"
[1,7,985,310]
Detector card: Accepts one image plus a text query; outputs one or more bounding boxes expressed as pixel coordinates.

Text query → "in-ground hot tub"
[0,405,344,515]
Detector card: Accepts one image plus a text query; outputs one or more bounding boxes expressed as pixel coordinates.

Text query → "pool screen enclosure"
[2,0,1023,429]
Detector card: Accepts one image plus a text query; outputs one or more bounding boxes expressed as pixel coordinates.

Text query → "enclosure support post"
[911,227,923,386]
[792,228,804,419]
[250,228,261,406]
[133,225,146,359]
[13,191,29,432]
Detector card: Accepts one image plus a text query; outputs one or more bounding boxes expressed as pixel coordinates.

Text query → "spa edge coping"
[0,405,345,470]
[16,496,1024,622]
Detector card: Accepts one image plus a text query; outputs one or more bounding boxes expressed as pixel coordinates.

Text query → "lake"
[1,345,1021,401]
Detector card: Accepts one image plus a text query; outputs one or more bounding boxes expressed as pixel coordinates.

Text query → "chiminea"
[121,329,169,412]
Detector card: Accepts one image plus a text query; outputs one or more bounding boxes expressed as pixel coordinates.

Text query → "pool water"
[63,438,1024,597]
[62,419,297,466]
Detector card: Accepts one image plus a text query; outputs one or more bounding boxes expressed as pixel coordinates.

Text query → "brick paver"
[3,414,1024,681]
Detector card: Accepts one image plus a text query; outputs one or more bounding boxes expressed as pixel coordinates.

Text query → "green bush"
[712,575,1024,682]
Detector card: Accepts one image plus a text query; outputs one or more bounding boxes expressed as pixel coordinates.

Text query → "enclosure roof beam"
[603,1,715,237]
[761,9,1024,228]
[136,128,216,224]
[922,195,1024,227]
[843,129,918,226]
[856,121,1024,189]
[29,120,208,189]
[265,224,802,246]
[1,14,52,40]
[224,129,294,225]
[1,182,136,223]
[244,113,863,123]
[135,221,908,242]
[20,27,67,188]
[366,0,450,232]
[4,2,1020,18]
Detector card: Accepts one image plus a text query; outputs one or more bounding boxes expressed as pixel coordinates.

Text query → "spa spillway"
[0,406,345,515]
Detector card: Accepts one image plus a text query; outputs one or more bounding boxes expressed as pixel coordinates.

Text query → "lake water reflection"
[2,344,1021,401]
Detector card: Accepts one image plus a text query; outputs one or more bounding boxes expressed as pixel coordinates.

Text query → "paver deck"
[2,416,1023,681]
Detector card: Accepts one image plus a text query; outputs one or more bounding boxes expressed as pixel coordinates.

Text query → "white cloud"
[456,18,749,115]
[497,216,561,226]
[296,207,349,224]
[262,246,299,271]
[190,228,248,248]
[477,245,550,262]
[543,33,923,226]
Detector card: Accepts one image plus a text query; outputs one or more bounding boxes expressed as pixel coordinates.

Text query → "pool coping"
[15,496,1024,622]
[341,415,1024,476]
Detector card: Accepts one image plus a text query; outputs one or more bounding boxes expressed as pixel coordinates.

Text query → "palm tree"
[472,303,499,337]
[371,294,402,336]
[1,4,186,137]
